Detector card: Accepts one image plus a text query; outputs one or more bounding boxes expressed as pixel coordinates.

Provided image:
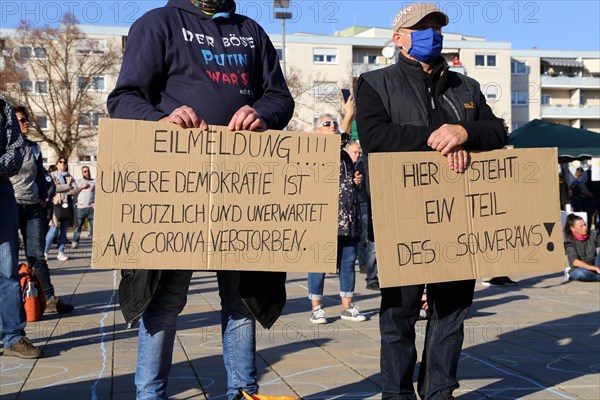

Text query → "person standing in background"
[0,97,42,359]
[45,158,79,261]
[72,165,95,248]
[10,106,74,313]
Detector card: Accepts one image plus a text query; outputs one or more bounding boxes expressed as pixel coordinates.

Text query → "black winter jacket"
[356,53,508,240]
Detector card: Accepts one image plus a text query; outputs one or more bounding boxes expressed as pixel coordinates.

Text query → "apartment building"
[272,26,599,134]
[511,51,600,132]
[1,23,598,164]
[0,25,128,164]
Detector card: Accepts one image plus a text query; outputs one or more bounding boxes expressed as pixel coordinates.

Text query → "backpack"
[19,263,47,322]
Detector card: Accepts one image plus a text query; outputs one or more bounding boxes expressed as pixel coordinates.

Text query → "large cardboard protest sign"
[91,119,340,272]
[369,148,564,287]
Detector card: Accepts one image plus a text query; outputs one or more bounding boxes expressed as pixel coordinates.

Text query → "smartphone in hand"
[341,88,351,103]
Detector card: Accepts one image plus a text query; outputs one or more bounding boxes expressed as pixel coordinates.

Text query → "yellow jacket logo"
[464,102,475,109]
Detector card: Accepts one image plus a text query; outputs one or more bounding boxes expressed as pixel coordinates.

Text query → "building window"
[511,60,527,75]
[77,39,106,54]
[79,112,104,127]
[313,81,338,102]
[580,95,586,106]
[78,76,106,91]
[511,92,528,106]
[21,79,33,93]
[34,47,46,59]
[541,94,551,105]
[35,81,48,94]
[475,54,497,67]
[353,51,378,64]
[35,115,48,130]
[19,46,32,58]
[275,47,284,61]
[313,48,338,64]
[79,155,93,162]
[19,46,46,59]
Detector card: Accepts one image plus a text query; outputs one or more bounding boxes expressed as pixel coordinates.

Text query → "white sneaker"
[341,303,367,322]
[57,252,69,261]
[310,305,327,324]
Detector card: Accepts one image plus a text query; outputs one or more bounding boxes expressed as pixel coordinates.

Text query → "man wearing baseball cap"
[356,2,507,400]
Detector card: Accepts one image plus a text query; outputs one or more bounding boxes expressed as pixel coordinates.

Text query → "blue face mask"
[401,28,444,63]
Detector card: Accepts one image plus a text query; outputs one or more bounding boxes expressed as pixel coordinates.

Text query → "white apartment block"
[1,23,598,164]
[272,26,600,135]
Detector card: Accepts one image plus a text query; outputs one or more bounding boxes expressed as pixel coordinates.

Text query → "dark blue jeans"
[73,207,94,243]
[308,236,358,300]
[0,193,26,347]
[380,279,475,400]
[17,203,54,298]
[135,271,258,400]
[358,214,378,285]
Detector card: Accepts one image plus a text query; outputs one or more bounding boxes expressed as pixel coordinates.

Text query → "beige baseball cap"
[384,2,449,46]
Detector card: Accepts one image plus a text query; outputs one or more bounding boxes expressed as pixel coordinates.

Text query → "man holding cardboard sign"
[107,1,294,399]
[355,3,507,400]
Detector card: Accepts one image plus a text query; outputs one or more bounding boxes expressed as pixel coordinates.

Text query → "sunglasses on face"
[18,117,28,123]
[58,160,66,164]
[320,120,339,128]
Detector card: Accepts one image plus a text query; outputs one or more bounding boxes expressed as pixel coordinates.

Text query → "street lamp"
[274,0,292,77]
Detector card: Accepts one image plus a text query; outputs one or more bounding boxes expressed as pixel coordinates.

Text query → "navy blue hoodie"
[107,0,294,129]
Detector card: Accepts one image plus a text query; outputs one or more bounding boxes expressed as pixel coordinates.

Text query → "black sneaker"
[46,296,74,314]
[4,337,43,359]
[482,277,505,286]
[366,281,380,290]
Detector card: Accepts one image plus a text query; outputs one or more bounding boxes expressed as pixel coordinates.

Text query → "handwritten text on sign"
[91,119,340,272]
[369,149,564,287]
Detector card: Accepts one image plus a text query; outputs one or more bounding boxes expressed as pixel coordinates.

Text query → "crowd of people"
[1,2,598,400]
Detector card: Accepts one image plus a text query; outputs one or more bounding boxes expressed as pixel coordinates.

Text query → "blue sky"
[2,1,599,51]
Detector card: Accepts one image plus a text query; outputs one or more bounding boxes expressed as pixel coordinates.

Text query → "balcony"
[352,63,387,77]
[449,66,466,75]
[541,75,600,89]
[541,105,600,119]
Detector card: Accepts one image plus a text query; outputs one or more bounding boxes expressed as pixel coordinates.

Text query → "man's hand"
[80,182,90,190]
[427,124,468,156]
[446,147,469,173]
[228,105,266,132]
[353,171,362,186]
[160,105,208,129]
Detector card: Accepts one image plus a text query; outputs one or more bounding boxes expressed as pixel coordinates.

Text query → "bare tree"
[285,66,353,132]
[0,13,120,159]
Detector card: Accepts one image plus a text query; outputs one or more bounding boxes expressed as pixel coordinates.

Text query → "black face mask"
[190,0,227,13]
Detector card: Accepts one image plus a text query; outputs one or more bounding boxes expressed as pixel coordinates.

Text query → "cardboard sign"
[91,119,340,272]
[369,148,565,287]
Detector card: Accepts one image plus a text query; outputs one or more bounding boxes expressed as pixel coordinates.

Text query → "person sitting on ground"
[308,114,367,324]
[564,213,600,282]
